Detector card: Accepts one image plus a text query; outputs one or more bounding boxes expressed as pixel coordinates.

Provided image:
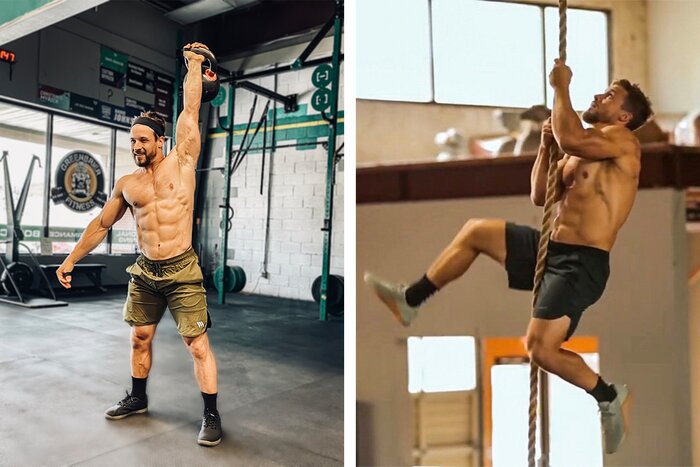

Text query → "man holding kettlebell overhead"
[56,42,222,446]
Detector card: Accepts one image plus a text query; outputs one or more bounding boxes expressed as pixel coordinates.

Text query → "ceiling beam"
[0,0,110,46]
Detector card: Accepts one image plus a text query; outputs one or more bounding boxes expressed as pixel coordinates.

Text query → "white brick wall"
[218,64,344,301]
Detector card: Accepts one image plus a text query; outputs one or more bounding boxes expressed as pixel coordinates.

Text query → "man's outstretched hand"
[56,260,74,289]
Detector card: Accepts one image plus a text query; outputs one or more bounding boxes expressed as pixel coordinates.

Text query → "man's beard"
[582,109,599,124]
[133,152,151,167]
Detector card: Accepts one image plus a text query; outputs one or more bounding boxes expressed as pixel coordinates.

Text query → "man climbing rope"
[364,59,652,455]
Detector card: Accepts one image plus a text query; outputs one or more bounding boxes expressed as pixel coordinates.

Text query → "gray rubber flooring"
[0,289,343,466]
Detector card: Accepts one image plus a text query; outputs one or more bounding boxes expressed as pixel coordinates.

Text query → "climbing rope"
[528,1,566,467]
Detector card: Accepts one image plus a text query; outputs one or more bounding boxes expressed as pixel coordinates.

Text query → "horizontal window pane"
[408,336,476,393]
[433,0,544,107]
[545,8,609,110]
[357,0,432,102]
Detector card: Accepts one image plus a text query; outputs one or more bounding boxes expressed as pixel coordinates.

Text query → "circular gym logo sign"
[50,150,107,212]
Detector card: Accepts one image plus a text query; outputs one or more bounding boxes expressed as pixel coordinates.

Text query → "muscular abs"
[122,150,196,260]
[552,154,639,251]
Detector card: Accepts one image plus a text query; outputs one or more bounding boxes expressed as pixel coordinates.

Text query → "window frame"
[358,0,612,110]
[0,95,134,256]
[438,0,613,109]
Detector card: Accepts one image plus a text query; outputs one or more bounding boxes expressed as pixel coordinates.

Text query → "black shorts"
[505,222,610,340]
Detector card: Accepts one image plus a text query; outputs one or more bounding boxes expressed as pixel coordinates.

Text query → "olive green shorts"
[123,248,211,337]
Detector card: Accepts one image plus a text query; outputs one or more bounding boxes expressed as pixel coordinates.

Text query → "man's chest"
[123,172,192,208]
[559,155,604,189]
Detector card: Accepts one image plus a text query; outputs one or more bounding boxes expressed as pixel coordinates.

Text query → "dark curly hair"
[613,80,653,131]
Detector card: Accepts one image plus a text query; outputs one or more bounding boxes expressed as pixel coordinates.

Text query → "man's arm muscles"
[175,60,202,166]
[553,87,628,160]
[65,180,128,265]
[557,126,632,161]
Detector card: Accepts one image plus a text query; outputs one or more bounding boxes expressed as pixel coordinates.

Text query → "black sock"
[132,376,147,400]
[587,376,617,403]
[202,392,218,414]
[405,274,438,307]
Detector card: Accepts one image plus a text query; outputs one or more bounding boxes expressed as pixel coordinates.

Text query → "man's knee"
[459,218,487,245]
[184,333,209,360]
[527,333,557,371]
[131,327,154,351]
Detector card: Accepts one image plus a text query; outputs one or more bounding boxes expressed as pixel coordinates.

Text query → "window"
[0,98,143,257]
[0,103,48,254]
[111,130,139,254]
[49,116,112,254]
[544,7,610,110]
[407,336,477,393]
[358,0,610,110]
[356,0,433,102]
[491,353,603,467]
[432,0,544,107]
[547,353,604,465]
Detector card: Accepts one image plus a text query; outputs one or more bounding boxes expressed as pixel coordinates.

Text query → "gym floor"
[0,289,343,466]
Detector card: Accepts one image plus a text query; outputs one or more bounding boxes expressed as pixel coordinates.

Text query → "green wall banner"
[100,46,127,89]
[0,0,54,26]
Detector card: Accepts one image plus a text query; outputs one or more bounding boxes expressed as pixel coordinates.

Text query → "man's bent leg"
[526,316,631,454]
[406,218,507,307]
[426,218,507,289]
[365,219,507,326]
[526,316,598,390]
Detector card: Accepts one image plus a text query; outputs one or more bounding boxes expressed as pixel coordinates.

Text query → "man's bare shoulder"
[601,125,640,157]
[115,171,145,190]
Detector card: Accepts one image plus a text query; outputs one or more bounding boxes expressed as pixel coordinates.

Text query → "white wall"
[202,63,344,301]
[687,230,700,466]
[357,189,691,466]
[647,0,700,115]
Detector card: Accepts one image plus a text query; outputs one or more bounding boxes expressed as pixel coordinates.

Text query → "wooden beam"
[358,144,700,204]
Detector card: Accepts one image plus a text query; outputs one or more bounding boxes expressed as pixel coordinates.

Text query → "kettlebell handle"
[183,46,217,69]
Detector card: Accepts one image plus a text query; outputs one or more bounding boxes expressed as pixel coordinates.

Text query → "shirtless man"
[365,59,652,455]
[56,42,222,447]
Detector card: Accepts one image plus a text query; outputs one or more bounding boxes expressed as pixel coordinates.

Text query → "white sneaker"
[599,384,632,454]
[364,271,419,327]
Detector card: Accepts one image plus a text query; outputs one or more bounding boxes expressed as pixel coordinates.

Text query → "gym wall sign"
[50,151,107,212]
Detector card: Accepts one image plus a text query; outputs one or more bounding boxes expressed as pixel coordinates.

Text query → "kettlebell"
[183,46,220,103]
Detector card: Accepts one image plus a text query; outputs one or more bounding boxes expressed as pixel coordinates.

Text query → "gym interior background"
[357,0,700,466]
[0,0,343,465]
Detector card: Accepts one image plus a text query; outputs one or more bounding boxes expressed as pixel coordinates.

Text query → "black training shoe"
[104,391,148,420]
[198,410,222,446]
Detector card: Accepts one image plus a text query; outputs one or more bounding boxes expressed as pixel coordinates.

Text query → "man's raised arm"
[175,43,206,167]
